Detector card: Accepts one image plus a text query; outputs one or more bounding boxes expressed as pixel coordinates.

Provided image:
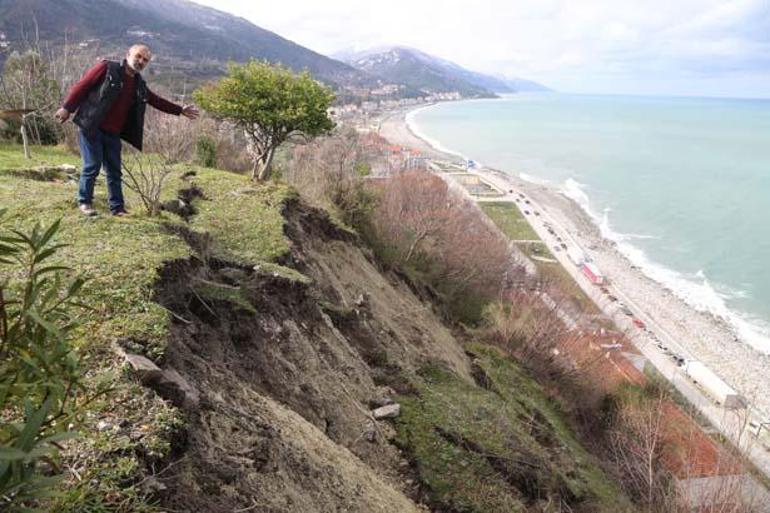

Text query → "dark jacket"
[73,60,149,150]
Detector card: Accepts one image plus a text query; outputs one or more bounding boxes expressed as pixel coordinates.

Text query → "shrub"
[121,151,175,216]
[195,135,217,168]
[368,171,517,324]
[142,108,197,164]
[283,129,377,221]
[0,212,87,510]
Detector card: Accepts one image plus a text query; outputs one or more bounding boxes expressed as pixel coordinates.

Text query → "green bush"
[195,136,217,168]
[331,182,377,231]
[0,211,87,510]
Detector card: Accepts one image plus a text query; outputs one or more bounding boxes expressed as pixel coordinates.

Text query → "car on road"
[523,210,530,215]
[632,318,646,329]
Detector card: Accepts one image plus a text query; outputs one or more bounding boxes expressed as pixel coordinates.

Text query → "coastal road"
[373,107,770,502]
[457,167,770,495]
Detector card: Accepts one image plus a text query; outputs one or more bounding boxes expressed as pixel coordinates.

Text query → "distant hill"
[341,47,495,98]
[0,0,373,89]
[501,77,551,92]
[339,46,550,97]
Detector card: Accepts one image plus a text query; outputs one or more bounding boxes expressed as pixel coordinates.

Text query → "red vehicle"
[581,262,604,285]
[632,318,646,329]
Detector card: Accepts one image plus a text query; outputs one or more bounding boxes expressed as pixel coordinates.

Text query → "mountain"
[342,46,494,98]
[340,46,550,97]
[501,77,551,92]
[0,0,372,89]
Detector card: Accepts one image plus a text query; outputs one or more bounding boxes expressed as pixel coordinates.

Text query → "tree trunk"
[256,147,276,181]
[20,115,30,159]
[250,157,260,181]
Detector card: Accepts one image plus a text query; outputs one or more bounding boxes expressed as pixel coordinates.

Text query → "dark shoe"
[111,208,129,217]
[79,204,97,217]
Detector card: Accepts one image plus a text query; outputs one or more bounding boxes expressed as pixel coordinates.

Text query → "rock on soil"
[372,404,401,419]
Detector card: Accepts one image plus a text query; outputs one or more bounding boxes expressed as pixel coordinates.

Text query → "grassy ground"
[1,143,631,511]
[0,143,293,511]
[480,201,598,314]
[0,143,80,170]
[480,202,539,240]
[394,343,637,513]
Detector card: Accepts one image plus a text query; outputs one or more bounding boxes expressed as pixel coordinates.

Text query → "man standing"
[55,44,199,216]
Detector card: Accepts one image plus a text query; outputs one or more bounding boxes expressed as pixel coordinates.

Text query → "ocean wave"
[405,112,770,353]
[559,177,770,354]
[562,178,592,213]
[518,172,551,185]
[405,108,472,162]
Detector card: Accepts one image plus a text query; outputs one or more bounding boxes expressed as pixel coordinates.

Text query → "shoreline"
[377,104,770,421]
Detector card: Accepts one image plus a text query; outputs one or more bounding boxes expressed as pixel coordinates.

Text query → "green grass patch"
[0,144,294,511]
[480,202,539,241]
[480,201,597,313]
[518,240,555,260]
[394,343,637,513]
[173,170,293,264]
[0,142,80,171]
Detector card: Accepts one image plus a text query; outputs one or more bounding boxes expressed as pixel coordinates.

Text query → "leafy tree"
[193,60,335,180]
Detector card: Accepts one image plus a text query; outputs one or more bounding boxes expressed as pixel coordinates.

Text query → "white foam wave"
[562,178,592,213]
[405,108,472,162]
[518,172,551,185]
[621,233,660,241]
[559,177,770,354]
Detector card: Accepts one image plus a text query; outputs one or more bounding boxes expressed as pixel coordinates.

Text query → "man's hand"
[181,104,199,120]
[54,107,71,123]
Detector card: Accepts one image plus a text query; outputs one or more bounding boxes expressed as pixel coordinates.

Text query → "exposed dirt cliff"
[151,200,472,512]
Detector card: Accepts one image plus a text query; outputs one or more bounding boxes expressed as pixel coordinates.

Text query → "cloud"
[191,0,770,97]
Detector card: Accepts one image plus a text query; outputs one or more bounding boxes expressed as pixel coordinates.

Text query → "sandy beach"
[377,106,770,428]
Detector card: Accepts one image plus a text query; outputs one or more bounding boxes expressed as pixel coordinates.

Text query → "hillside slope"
[346,47,495,97]
[342,46,550,96]
[0,0,372,87]
[0,144,634,512]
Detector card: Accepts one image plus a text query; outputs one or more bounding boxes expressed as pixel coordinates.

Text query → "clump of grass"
[480,202,539,241]
[170,171,294,264]
[0,144,295,511]
[0,143,79,172]
[394,343,637,513]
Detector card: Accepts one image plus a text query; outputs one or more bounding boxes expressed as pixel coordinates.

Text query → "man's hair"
[127,44,152,56]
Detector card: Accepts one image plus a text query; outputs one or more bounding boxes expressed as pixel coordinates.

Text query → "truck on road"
[682,360,745,409]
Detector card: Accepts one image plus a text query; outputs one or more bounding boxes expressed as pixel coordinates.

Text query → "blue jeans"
[77,129,125,212]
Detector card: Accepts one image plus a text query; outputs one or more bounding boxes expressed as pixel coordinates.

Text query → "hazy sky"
[193,0,770,98]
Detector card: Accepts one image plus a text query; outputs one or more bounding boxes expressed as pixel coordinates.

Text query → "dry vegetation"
[283,130,768,512]
[283,128,524,323]
[1,33,764,507]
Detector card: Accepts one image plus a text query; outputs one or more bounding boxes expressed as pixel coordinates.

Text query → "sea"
[407,93,770,354]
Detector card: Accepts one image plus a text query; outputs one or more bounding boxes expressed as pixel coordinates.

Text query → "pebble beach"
[377,106,770,421]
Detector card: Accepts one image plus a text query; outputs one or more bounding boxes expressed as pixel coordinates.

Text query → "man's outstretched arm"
[147,89,199,119]
[55,60,108,123]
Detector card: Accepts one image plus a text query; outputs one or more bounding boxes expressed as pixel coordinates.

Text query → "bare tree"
[142,106,204,164]
[121,151,174,216]
[283,128,372,208]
